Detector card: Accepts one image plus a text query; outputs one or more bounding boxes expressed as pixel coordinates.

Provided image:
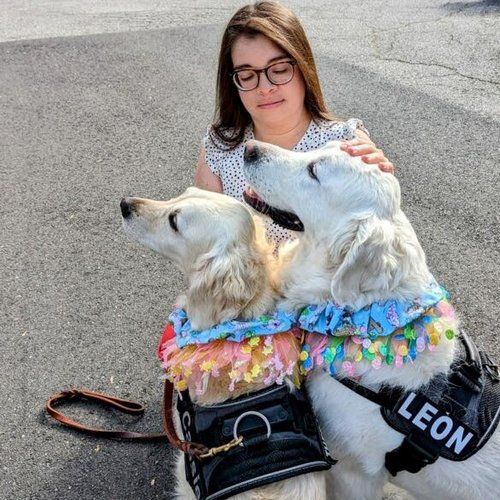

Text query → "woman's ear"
[329,216,401,307]
[185,240,265,331]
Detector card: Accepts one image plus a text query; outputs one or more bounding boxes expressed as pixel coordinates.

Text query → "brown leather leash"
[46,380,209,458]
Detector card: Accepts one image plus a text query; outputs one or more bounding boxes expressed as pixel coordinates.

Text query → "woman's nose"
[257,73,276,92]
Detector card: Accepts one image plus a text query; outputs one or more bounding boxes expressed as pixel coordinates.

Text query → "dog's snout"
[244,140,260,163]
[120,197,134,218]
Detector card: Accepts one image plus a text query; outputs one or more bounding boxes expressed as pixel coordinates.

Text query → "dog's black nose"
[120,198,133,218]
[244,140,260,163]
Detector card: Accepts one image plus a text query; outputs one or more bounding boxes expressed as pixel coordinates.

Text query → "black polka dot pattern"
[203,118,369,247]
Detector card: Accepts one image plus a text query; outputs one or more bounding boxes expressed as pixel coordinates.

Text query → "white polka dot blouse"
[203,118,368,247]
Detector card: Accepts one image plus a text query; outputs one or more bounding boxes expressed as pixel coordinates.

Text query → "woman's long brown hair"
[210,1,336,150]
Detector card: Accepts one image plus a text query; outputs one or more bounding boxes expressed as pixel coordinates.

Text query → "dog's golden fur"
[242,139,500,500]
[122,187,326,499]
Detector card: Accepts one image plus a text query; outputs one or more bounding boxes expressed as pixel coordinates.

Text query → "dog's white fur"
[122,187,326,499]
[243,140,500,500]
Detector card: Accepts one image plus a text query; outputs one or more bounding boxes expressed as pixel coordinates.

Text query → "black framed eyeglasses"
[231,60,297,91]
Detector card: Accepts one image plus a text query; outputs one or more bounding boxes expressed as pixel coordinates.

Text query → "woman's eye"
[307,162,319,182]
[270,62,290,74]
[168,211,179,232]
[238,72,255,81]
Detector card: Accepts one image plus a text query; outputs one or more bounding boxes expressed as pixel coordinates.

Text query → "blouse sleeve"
[342,118,370,140]
[321,118,370,143]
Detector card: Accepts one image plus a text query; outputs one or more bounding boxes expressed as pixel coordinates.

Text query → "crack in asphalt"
[370,56,500,87]
[368,18,499,88]
[373,16,451,34]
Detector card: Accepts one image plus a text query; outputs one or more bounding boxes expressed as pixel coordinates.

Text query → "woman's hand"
[340,131,395,174]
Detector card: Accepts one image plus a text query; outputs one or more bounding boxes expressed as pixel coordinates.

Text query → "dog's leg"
[390,429,500,500]
[173,452,197,500]
[175,452,326,500]
[325,459,386,500]
[231,471,327,500]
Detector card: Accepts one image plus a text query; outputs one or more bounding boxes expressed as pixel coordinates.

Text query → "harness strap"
[336,377,403,410]
[336,377,442,475]
[383,333,482,475]
[46,381,209,458]
[480,351,500,381]
[336,332,495,476]
[385,432,440,475]
[336,375,443,475]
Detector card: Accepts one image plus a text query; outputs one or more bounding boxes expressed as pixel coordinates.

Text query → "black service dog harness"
[177,383,335,500]
[338,332,500,475]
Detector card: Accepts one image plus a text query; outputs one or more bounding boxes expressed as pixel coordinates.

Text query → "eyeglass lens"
[234,62,294,91]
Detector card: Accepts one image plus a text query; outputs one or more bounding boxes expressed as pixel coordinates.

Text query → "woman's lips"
[257,99,284,109]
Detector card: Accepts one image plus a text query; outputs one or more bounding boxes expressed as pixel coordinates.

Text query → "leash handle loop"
[46,381,210,457]
[46,387,165,441]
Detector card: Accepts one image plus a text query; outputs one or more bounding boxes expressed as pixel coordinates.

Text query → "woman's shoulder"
[301,117,369,148]
[202,124,251,176]
[316,117,368,135]
[203,124,251,153]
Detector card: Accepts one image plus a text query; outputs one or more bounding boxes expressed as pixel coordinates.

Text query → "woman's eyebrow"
[233,54,289,71]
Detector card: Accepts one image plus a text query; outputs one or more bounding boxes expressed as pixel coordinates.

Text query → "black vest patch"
[394,391,478,458]
[177,384,335,500]
[381,332,500,467]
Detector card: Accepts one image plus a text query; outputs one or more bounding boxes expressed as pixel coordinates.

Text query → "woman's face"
[231,34,307,127]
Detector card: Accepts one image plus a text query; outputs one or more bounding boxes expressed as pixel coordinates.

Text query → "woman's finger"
[341,139,394,173]
[341,137,374,148]
[344,145,379,157]
[378,162,395,173]
[361,152,387,164]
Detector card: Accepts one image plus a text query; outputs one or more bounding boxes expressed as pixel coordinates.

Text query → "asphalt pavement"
[1,1,499,499]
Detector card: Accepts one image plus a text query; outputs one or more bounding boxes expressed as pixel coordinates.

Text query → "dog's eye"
[168,210,179,232]
[307,162,319,182]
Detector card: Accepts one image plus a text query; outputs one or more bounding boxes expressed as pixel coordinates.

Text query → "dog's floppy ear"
[186,238,266,331]
[329,215,403,307]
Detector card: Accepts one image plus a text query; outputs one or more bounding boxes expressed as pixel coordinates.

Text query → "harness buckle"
[485,364,500,381]
[480,352,500,382]
[450,361,483,393]
[385,432,440,477]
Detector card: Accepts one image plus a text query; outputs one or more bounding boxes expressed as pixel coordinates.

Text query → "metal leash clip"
[200,436,244,459]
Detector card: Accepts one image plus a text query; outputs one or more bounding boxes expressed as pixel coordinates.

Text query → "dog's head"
[243,140,431,308]
[243,140,401,232]
[121,187,275,329]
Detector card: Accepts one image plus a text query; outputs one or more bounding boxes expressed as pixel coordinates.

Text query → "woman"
[195,1,393,245]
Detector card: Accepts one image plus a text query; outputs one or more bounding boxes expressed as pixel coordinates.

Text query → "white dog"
[121,187,328,500]
[242,140,500,500]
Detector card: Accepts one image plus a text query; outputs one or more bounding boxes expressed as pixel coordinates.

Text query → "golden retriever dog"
[242,140,500,500]
[121,187,327,499]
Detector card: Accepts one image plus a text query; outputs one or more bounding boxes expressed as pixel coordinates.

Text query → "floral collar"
[161,308,301,395]
[160,283,457,393]
[299,299,457,377]
[297,282,456,376]
[169,308,298,348]
[298,281,448,339]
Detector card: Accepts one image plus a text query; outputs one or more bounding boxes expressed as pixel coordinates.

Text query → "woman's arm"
[194,147,223,193]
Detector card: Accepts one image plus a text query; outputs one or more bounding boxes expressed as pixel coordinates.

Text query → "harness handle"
[45,381,209,459]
